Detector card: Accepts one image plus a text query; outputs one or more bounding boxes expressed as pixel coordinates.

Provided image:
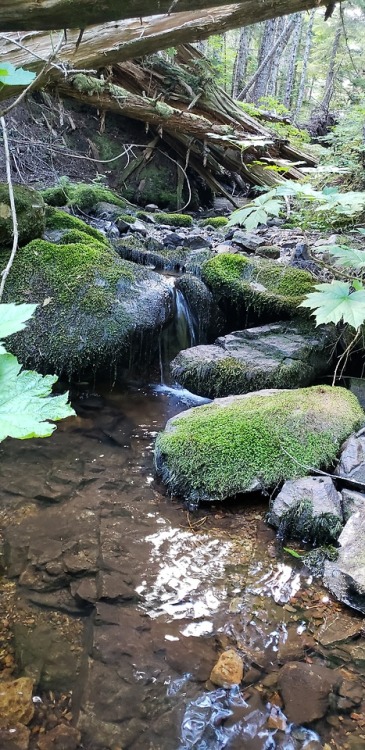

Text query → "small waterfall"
[159,281,199,384]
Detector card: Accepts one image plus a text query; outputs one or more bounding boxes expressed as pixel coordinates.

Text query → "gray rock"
[171,321,336,399]
[163,232,185,247]
[341,488,365,522]
[92,201,123,222]
[129,219,148,236]
[183,233,212,250]
[324,511,365,614]
[269,477,343,529]
[335,432,365,483]
[144,203,159,212]
[232,230,265,251]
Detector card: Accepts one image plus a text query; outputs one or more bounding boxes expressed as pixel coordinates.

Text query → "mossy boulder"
[116,236,214,276]
[45,207,107,243]
[154,213,193,228]
[41,182,126,211]
[202,253,314,325]
[1,232,173,375]
[201,217,229,229]
[171,321,336,398]
[154,386,364,504]
[0,184,45,246]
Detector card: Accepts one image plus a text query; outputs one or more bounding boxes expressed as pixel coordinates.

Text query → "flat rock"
[269,476,343,529]
[324,511,365,614]
[0,678,34,728]
[210,649,244,687]
[171,321,336,399]
[315,613,363,647]
[278,662,338,724]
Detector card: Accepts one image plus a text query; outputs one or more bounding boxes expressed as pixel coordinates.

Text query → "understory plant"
[0,303,74,442]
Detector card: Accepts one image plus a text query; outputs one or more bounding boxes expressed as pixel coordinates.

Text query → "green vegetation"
[202,253,313,322]
[154,212,193,227]
[155,386,364,502]
[277,498,343,546]
[200,217,229,228]
[45,207,107,243]
[0,303,74,441]
[41,180,126,210]
[0,184,45,247]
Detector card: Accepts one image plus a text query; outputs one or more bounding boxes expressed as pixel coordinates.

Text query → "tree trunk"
[252,20,276,103]
[293,8,315,121]
[320,19,342,114]
[231,26,252,98]
[283,12,303,109]
[238,16,296,101]
[266,17,285,97]
[0,0,335,106]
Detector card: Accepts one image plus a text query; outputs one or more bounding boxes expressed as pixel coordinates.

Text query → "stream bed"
[0,383,364,750]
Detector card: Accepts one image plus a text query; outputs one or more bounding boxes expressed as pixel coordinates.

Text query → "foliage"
[0,63,36,87]
[277,498,343,546]
[0,304,74,441]
[322,105,365,189]
[300,281,365,329]
[227,189,282,230]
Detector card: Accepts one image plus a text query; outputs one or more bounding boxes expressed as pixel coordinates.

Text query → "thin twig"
[0,116,18,300]
[332,329,361,386]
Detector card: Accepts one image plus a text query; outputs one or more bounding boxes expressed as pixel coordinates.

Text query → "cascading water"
[158,279,199,385]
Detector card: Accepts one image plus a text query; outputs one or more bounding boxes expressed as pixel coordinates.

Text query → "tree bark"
[252,19,276,104]
[266,17,285,97]
[283,12,303,109]
[320,19,342,114]
[231,27,252,99]
[238,16,296,100]
[293,8,315,120]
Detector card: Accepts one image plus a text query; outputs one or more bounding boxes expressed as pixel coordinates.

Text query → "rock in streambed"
[154,386,364,504]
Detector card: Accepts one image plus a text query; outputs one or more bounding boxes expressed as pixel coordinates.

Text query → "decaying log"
[0,0,338,103]
[0,0,342,33]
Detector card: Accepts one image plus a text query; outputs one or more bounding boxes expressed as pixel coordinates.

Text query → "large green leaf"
[0,62,36,86]
[300,280,365,329]
[0,303,37,354]
[0,352,75,441]
[328,245,365,269]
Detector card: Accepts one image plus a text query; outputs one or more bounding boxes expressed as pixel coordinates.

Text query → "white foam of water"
[152,383,211,405]
[181,621,214,637]
[251,563,301,603]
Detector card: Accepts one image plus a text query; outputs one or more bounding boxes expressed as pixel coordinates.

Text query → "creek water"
[0,290,364,749]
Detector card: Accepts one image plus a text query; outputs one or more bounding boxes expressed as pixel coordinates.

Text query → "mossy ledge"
[0,183,45,246]
[45,207,108,243]
[201,253,314,324]
[41,181,126,211]
[1,230,173,375]
[154,386,364,504]
[153,212,193,227]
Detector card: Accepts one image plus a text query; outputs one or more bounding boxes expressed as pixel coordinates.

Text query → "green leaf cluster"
[0,62,36,87]
[0,304,74,441]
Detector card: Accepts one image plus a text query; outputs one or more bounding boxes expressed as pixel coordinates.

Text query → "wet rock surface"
[171,321,335,398]
[269,476,343,529]
[0,677,34,727]
[209,649,244,687]
[0,386,365,750]
[278,662,339,724]
[324,511,365,613]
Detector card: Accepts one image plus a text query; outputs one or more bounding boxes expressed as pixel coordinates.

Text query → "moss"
[45,207,108,243]
[155,386,364,503]
[201,217,229,228]
[0,183,45,247]
[202,253,314,323]
[0,236,139,373]
[56,229,108,249]
[42,182,125,211]
[154,212,193,227]
[116,213,136,223]
[255,245,281,260]
[277,498,343,546]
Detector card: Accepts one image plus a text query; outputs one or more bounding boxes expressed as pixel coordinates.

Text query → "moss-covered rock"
[116,236,214,276]
[202,253,314,325]
[155,386,364,504]
[45,207,107,243]
[0,184,45,247]
[154,213,193,228]
[1,234,173,375]
[41,182,126,211]
[171,321,336,398]
[201,217,229,229]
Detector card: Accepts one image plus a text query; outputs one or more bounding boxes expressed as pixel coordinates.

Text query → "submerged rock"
[278,662,338,724]
[171,321,335,398]
[0,678,34,727]
[2,219,173,374]
[210,649,244,687]
[154,386,364,504]
[0,724,30,750]
[37,725,81,750]
[324,511,365,614]
[202,253,314,326]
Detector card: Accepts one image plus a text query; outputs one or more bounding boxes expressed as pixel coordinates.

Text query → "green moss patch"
[154,212,193,227]
[201,217,229,228]
[45,207,108,243]
[41,181,126,211]
[202,253,314,323]
[155,386,364,503]
[0,184,45,247]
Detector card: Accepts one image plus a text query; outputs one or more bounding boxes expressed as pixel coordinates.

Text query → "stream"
[0,285,364,750]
